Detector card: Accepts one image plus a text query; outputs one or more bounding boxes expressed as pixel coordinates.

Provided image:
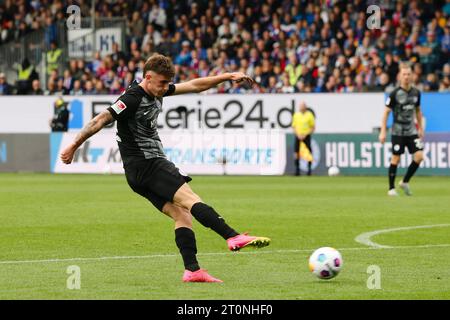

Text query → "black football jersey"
[385,86,421,136]
[107,80,175,161]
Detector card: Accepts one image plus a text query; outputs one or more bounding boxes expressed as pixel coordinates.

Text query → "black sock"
[190,202,239,240]
[294,158,300,175]
[389,164,397,190]
[307,162,312,175]
[175,227,200,272]
[403,161,420,183]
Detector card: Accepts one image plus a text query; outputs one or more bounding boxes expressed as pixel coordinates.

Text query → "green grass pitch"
[0,173,449,299]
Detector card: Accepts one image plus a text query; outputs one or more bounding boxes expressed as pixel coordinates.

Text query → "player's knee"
[177,193,202,211]
[391,155,400,165]
[173,184,202,210]
[414,152,424,163]
[174,207,193,227]
[161,202,172,215]
[162,204,192,226]
[184,195,202,211]
[179,209,193,226]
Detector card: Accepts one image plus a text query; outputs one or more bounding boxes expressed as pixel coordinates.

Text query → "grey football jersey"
[107,80,175,161]
[385,86,421,136]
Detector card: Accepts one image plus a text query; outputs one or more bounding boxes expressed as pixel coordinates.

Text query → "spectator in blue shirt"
[175,41,193,66]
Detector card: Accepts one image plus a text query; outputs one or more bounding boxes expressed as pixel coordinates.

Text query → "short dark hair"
[143,54,175,78]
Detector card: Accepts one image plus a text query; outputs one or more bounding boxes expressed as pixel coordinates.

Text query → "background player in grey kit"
[379,63,424,196]
[60,54,270,283]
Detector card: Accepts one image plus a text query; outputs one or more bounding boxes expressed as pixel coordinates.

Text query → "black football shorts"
[391,135,424,156]
[124,157,192,212]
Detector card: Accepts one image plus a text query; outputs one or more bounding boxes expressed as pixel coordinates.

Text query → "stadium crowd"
[0,0,449,95]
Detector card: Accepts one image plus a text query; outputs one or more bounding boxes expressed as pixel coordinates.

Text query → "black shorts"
[124,157,192,212]
[391,135,424,155]
[294,135,312,157]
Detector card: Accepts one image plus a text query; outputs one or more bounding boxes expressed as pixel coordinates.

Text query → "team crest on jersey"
[111,100,127,114]
[396,90,407,104]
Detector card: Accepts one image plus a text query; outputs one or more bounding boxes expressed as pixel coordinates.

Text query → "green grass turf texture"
[0,173,449,300]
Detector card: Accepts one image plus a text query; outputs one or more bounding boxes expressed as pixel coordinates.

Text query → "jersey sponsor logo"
[111,100,127,114]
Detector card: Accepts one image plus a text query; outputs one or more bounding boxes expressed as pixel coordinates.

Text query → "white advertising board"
[51,130,286,175]
[68,28,122,58]
[0,93,385,134]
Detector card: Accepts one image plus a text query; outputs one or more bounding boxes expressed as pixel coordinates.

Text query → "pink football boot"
[182,269,223,283]
[227,233,271,251]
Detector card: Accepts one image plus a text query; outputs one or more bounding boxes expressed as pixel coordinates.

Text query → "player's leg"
[403,150,423,182]
[172,183,239,240]
[173,183,271,251]
[137,158,237,241]
[145,157,270,251]
[125,180,199,275]
[123,161,220,282]
[388,154,400,196]
[161,201,222,283]
[399,136,424,195]
[159,201,197,272]
[294,136,300,176]
[402,136,424,184]
[388,136,404,195]
[304,135,312,176]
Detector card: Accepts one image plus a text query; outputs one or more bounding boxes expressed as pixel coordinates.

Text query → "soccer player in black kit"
[60,54,270,283]
[379,64,424,196]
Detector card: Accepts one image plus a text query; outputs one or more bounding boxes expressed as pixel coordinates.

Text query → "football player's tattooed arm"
[60,110,115,164]
[379,107,391,144]
[73,110,114,147]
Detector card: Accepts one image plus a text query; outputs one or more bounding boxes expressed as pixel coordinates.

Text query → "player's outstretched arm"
[171,72,254,95]
[60,110,115,164]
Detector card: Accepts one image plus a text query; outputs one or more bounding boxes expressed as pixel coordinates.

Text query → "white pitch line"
[354,224,450,248]
[0,244,449,265]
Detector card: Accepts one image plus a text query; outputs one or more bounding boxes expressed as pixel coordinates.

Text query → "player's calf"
[403,159,421,184]
[162,203,201,275]
[190,202,239,240]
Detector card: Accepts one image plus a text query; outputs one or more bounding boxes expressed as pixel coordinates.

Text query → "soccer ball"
[328,166,340,176]
[308,247,343,280]
[102,164,113,175]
